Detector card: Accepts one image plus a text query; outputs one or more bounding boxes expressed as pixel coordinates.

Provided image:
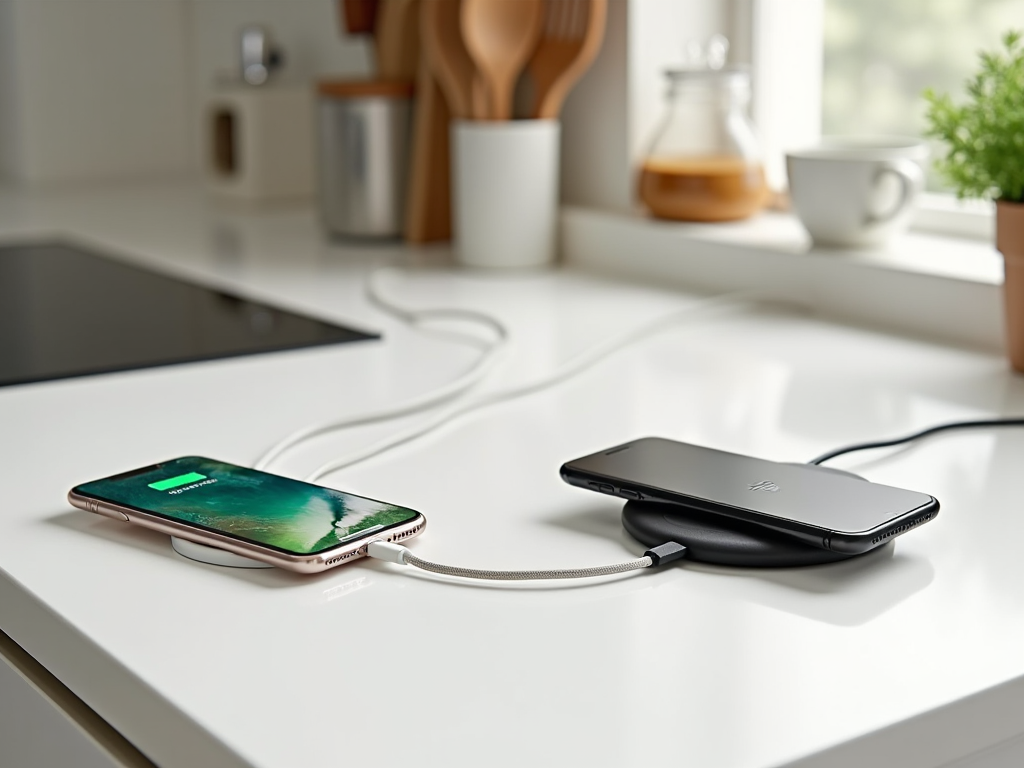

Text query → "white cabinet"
[945,735,1024,768]
[0,633,147,768]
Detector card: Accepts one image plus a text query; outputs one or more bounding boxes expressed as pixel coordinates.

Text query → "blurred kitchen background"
[0,0,1020,205]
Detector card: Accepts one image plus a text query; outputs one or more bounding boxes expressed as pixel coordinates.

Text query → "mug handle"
[864,159,924,226]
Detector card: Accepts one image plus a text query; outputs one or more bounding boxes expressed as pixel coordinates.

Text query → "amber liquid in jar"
[639,156,767,222]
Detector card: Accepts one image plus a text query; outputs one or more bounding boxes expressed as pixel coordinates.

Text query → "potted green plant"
[924,30,1024,372]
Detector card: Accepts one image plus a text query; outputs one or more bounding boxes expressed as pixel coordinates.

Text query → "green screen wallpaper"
[76,457,418,555]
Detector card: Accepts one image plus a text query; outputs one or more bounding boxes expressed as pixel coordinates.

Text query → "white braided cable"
[254,268,509,471]
[401,550,653,581]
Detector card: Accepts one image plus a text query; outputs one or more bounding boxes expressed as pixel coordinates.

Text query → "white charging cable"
[254,268,510,471]
[303,290,756,482]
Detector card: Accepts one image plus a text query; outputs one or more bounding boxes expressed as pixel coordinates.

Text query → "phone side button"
[92,503,129,522]
[619,489,640,500]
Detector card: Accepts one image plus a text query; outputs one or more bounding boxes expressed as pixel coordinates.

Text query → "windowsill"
[910,193,996,242]
[561,205,1005,352]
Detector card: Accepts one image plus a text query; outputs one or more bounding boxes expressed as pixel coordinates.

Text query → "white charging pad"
[170,536,274,568]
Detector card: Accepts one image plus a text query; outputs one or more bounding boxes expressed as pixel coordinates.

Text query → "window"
[822,0,1024,192]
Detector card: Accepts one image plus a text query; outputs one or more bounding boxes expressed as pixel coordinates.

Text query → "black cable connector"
[644,541,689,566]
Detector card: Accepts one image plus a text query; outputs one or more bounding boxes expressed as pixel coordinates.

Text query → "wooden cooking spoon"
[461,0,544,120]
[528,0,607,119]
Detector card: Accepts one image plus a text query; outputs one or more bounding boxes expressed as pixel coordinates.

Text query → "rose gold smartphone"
[68,456,425,574]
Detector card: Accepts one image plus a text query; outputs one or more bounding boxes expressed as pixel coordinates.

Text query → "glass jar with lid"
[639,67,767,222]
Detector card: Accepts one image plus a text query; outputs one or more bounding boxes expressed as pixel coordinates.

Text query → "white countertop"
[3,182,1024,768]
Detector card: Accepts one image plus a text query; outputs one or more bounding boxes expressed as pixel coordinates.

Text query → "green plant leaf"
[922,29,1024,202]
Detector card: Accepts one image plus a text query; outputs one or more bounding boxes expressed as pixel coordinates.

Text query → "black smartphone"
[560,437,939,554]
[69,457,425,573]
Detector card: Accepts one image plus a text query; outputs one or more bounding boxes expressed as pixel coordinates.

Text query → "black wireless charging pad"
[621,465,866,567]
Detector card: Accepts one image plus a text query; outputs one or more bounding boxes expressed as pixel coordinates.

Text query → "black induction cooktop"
[0,242,378,387]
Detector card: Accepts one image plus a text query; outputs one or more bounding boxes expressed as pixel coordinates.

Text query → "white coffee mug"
[786,138,928,248]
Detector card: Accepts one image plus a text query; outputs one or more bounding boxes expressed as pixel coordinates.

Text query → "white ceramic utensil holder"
[451,119,560,269]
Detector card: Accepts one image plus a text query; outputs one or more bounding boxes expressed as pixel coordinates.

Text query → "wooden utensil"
[405,57,453,242]
[421,0,476,119]
[340,0,380,35]
[528,0,607,119]
[376,0,420,79]
[461,0,544,119]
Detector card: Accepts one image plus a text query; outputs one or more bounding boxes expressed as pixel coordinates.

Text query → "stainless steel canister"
[317,80,414,238]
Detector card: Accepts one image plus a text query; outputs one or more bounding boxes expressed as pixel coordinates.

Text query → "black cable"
[808,417,1024,466]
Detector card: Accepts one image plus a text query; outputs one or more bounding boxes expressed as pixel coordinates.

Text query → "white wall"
[0,0,371,186]
[190,0,372,88]
[188,0,372,179]
[2,0,193,185]
[0,1,22,181]
[559,0,631,212]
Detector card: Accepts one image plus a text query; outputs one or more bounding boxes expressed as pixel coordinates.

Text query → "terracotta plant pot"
[996,201,1024,372]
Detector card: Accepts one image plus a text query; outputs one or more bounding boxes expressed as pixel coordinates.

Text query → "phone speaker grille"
[325,551,360,566]
[871,511,934,545]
